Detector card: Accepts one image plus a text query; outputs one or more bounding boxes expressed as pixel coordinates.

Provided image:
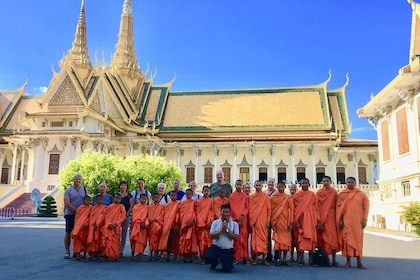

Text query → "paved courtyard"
[0,218,419,280]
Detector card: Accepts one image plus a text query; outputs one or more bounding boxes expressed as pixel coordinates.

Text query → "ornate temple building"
[357,0,420,231]
[0,0,377,214]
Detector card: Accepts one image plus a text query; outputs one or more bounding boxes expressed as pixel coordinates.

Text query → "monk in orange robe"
[293,178,319,267]
[158,191,180,262]
[229,179,250,264]
[72,196,92,260]
[317,175,340,266]
[130,194,149,261]
[249,180,271,265]
[148,193,165,261]
[270,181,294,265]
[87,195,106,260]
[102,194,126,261]
[213,188,229,220]
[195,185,214,264]
[336,176,369,269]
[179,188,198,262]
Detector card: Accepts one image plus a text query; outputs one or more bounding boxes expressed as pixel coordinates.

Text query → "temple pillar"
[270,144,276,179]
[232,145,237,181]
[289,145,296,183]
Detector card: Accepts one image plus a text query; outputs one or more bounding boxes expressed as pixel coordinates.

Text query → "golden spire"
[68,0,91,66]
[112,0,138,70]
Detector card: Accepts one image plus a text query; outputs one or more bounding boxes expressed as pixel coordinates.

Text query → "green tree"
[401,202,420,237]
[38,195,58,217]
[60,151,184,195]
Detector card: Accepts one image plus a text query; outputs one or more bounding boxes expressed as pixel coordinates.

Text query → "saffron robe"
[178,199,198,256]
[195,197,213,257]
[249,192,271,255]
[317,187,339,255]
[336,188,369,258]
[148,202,165,252]
[72,204,92,253]
[229,191,249,259]
[130,203,149,254]
[102,203,126,259]
[270,192,294,251]
[213,196,229,219]
[86,204,106,254]
[158,201,180,253]
[293,190,318,252]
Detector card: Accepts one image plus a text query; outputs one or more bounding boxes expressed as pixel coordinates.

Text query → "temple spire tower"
[112,0,139,72]
[61,0,92,85]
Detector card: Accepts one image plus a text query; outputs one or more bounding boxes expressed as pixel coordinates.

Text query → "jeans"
[205,244,235,272]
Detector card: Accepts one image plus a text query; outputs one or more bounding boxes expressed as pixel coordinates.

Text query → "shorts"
[65,214,76,233]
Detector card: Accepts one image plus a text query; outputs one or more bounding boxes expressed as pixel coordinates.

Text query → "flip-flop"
[332,261,341,267]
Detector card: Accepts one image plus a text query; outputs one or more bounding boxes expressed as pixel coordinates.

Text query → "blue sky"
[0,0,413,140]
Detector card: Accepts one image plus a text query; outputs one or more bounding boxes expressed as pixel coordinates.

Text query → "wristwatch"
[225,228,230,233]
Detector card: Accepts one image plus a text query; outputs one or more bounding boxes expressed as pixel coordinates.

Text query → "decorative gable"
[49,76,84,106]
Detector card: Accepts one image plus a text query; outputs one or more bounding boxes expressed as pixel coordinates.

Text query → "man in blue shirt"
[206,204,239,272]
[92,183,113,206]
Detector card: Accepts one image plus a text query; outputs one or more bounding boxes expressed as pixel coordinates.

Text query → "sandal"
[332,261,340,267]
[297,261,304,267]
[64,253,70,259]
[251,259,258,265]
[262,259,270,266]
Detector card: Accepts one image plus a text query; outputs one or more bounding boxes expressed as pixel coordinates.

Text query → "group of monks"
[71,175,369,269]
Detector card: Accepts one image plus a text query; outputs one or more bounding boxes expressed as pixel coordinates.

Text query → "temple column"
[251,143,256,182]
[289,145,296,183]
[270,144,276,179]
[353,151,360,185]
[329,148,338,185]
[0,148,4,175]
[232,145,237,181]
[195,146,200,183]
[176,146,182,168]
[213,146,219,179]
[9,142,17,183]
[19,147,26,182]
[368,153,377,184]
[309,144,316,186]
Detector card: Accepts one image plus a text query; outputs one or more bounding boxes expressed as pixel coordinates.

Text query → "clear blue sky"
[0,0,413,140]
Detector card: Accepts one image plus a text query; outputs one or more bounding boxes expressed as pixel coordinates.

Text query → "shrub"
[38,195,58,217]
[401,202,420,237]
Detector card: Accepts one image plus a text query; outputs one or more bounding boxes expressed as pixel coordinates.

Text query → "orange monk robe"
[102,203,126,259]
[158,201,180,253]
[130,203,150,255]
[87,204,106,255]
[293,190,318,252]
[317,187,339,255]
[195,197,214,258]
[148,202,165,252]
[270,192,294,251]
[178,199,198,256]
[229,191,249,259]
[213,196,229,219]
[72,204,92,253]
[249,192,271,255]
[336,188,369,258]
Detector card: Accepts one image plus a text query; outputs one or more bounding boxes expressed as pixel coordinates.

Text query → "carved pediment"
[49,76,84,106]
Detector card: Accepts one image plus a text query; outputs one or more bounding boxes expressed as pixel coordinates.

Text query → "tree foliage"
[38,195,58,217]
[401,202,420,236]
[59,151,184,195]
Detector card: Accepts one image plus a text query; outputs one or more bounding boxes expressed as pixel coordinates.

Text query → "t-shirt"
[92,193,113,206]
[210,182,233,198]
[210,218,239,249]
[120,193,133,213]
[167,190,185,201]
[131,189,151,204]
[63,186,88,215]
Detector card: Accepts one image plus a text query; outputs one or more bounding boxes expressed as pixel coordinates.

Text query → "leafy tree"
[38,195,58,217]
[60,151,184,195]
[402,202,420,236]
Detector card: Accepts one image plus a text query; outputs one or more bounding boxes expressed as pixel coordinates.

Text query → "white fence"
[0,207,32,219]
